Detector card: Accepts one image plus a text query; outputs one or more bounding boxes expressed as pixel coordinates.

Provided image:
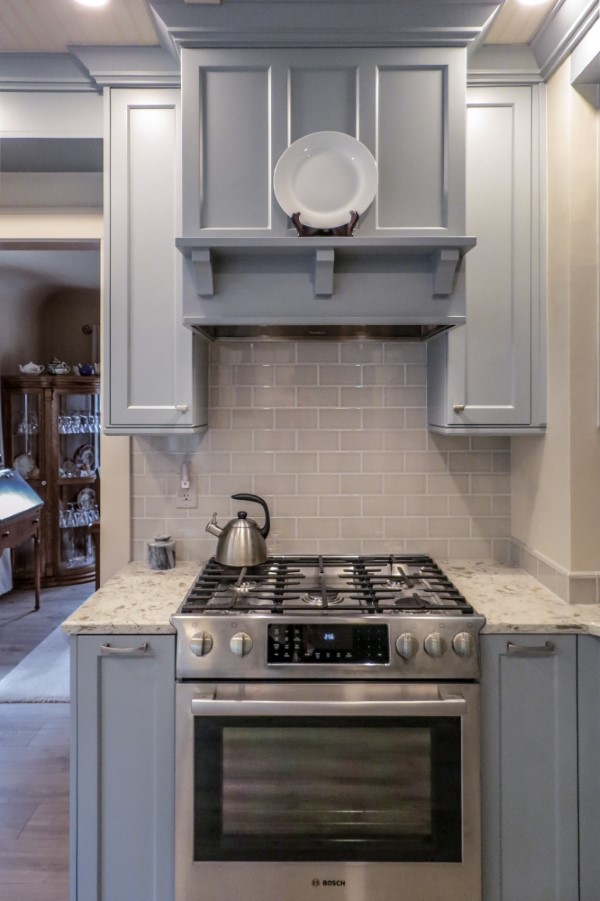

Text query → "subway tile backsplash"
[131,341,511,563]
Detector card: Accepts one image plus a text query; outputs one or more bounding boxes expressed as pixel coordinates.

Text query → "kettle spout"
[205,513,223,538]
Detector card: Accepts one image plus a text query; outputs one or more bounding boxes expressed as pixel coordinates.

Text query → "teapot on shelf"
[77,363,97,376]
[47,358,71,375]
[18,362,45,375]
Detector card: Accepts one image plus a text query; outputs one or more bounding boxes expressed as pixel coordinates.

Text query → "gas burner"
[234,580,261,594]
[301,590,343,607]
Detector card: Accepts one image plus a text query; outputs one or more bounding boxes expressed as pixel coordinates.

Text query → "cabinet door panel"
[73,634,175,901]
[107,89,205,432]
[459,89,531,422]
[578,635,600,901]
[427,85,545,432]
[480,634,578,901]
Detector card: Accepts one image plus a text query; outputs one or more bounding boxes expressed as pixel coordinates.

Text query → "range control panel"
[267,623,390,664]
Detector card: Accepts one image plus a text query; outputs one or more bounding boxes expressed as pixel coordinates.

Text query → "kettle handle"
[231,493,270,539]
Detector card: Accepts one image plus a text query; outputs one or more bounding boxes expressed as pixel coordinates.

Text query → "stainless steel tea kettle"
[205,493,271,567]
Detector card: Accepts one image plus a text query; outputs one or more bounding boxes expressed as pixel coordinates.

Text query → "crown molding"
[468,44,544,84]
[570,18,600,105]
[0,53,96,92]
[72,46,180,88]
[149,0,501,49]
[531,0,599,80]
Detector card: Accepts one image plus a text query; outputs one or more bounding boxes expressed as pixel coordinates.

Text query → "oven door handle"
[190,695,467,718]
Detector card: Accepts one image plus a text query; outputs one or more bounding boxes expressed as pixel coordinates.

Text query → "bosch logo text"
[312,879,346,887]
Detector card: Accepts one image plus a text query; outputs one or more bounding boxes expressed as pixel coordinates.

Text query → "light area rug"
[0,627,70,703]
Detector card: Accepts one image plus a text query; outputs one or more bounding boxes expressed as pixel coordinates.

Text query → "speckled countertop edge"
[61,561,200,634]
[62,558,600,637]
[442,560,599,635]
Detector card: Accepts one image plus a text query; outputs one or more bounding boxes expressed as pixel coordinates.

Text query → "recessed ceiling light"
[74,0,110,8]
[517,0,550,6]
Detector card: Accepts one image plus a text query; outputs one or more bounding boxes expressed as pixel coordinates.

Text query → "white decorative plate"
[76,444,96,470]
[273,131,378,229]
[77,487,96,511]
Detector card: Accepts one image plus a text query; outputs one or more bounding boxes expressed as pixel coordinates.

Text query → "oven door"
[175,681,481,901]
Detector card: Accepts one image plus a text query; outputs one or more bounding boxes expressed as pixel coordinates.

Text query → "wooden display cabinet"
[1,375,100,587]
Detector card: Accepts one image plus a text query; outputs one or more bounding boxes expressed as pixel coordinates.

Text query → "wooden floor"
[0,581,92,901]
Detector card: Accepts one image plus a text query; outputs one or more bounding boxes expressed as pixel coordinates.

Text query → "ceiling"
[0,0,558,53]
[0,0,159,53]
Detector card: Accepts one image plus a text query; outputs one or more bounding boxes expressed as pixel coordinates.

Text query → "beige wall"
[40,288,99,365]
[0,277,46,376]
[512,61,600,572]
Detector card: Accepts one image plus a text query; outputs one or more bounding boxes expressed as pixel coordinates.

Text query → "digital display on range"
[309,624,353,650]
[267,623,389,664]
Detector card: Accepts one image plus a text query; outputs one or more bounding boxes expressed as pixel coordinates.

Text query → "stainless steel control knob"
[395,632,419,660]
[190,631,213,657]
[230,632,253,657]
[452,631,475,658]
[424,632,447,658]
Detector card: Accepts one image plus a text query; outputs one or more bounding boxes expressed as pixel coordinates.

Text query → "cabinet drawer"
[0,512,41,548]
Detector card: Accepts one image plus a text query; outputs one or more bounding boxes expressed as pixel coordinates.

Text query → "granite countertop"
[62,558,600,637]
[62,561,200,634]
[443,560,600,635]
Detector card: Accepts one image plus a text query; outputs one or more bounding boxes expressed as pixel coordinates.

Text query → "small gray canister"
[147,535,176,570]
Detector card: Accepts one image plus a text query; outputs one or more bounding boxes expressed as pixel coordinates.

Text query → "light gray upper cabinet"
[179,46,474,326]
[480,633,578,901]
[105,88,208,434]
[427,84,546,433]
[71,633,175,901]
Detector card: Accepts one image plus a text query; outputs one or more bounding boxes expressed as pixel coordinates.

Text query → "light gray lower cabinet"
[428,84,546,433]
[71,633,175,901]
[578,635,600,901]
[480,633,578,901]
[105,88,208,434]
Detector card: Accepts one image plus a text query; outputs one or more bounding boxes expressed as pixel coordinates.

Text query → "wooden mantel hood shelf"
[175,235,477,299]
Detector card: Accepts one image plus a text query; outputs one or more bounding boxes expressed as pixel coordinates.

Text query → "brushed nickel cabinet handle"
[507,640,555,656]
[100,642,149,656]
[453,404,466,413]
[175,404,188,413]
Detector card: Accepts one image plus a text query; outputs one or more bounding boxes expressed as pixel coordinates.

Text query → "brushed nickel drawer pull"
[100,642,149,656]
[175,404,188,413]
[507,640,555,656]
[453,403,466,413]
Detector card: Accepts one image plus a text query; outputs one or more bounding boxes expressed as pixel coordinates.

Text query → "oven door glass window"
[193,716,461,862]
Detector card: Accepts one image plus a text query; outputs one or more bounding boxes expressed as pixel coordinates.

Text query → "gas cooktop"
[179,554,473,617]
[172,555,484,681]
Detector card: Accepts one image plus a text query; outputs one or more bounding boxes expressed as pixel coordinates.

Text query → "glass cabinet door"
[4,386,45,578]
[7,389,43,481]
[56,390,100,573]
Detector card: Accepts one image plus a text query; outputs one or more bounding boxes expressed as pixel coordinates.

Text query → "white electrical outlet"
[176,464,197,508]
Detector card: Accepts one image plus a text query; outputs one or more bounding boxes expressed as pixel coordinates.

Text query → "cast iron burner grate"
[181,554,473,616]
